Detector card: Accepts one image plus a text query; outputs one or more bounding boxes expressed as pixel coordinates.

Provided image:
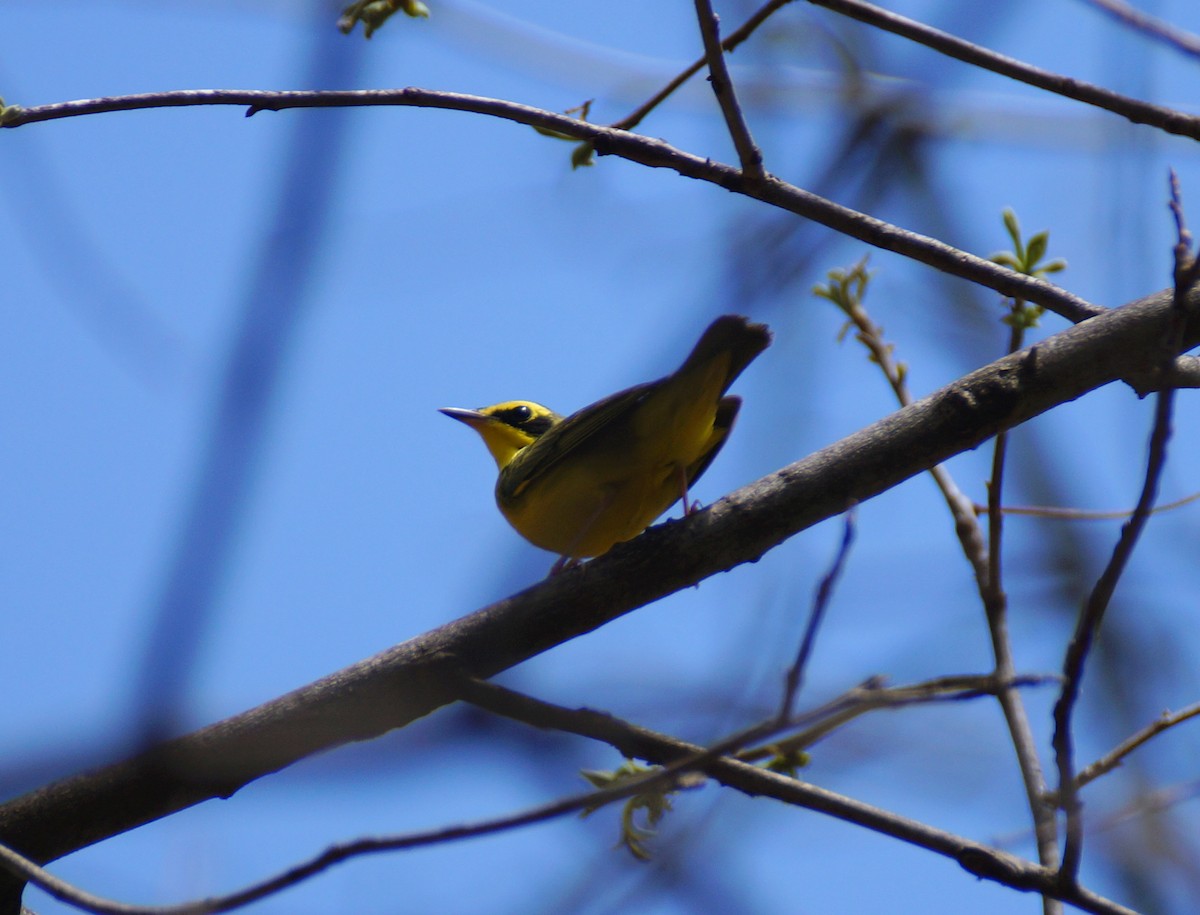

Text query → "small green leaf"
[991,210,1065,330]
[762,745,811,778]
[571,142,595,169]
[0,103,24,127]
[1001,303,1045,330]
[1002,207,1021,250]
[339,0,429,38]
[532,125,577,140]
[578,760,680,862]
[532,101,596,169]
[814,256,872,316]
[1025,231,1049,269]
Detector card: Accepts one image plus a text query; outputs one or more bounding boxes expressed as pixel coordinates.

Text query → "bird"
[440,314,771,570]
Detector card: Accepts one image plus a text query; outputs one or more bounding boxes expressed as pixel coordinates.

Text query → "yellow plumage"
[440,315,771,564]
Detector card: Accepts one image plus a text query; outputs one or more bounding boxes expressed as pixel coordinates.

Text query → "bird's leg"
[549,555,583,575]
[676,464,701,515]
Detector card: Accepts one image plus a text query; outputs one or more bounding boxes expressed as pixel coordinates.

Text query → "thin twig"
[976,489,1200,519]
[997,776,1200,850]
[1074,700,1200,793]
[830,272,1061,890]
[1084,777,1200,837]
[779,507,857,719]
[747,673,1057,764]
[611,0,793,131]
[807,0,1200,140]
[832,272,1008,595]
[982,316,1063,904]
[1076,0,1200,61]
[1052,172,1196,884]
[1174,170,1200,294]
[477,672,1050,770]
[0,763,706,915]
[692,0,765,180]
[984,323,1023,613]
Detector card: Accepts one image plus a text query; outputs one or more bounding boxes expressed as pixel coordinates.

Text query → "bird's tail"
[679,314,772,391]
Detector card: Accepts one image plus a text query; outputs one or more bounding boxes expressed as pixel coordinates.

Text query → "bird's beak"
[439,407,490,428]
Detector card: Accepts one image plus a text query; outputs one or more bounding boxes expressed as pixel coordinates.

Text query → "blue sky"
[3,1,1200,913]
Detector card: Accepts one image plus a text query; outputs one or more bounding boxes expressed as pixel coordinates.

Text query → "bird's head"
[439,401,562,470]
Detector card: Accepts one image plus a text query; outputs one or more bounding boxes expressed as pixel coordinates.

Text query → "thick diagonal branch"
[0,286,1195,881]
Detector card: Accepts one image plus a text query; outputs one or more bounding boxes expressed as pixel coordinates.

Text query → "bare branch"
[822,261,1060,886]
[0,284,1196,875]
[693,0,765,180]
[1053,174,1198,884]
[823,269,990,584]
[1086,777,1200,837]
[1074,701,1200,793]
[779,508,857,718]
[1076,0,1200,61]
[21,85,1200,410]
[977,489,1200,519]
[611,0,792,132]
[0,87,1102,325]
[982,292,1063,893]
[0,674,1108,915]
[743,673,1057,764]
[461,680,1137,915]
[0,755,705,915]
[807,0,1200,140]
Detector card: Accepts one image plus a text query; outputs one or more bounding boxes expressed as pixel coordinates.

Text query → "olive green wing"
[681,395,741,495]
[498,381,655,502]
[498,316,768,507]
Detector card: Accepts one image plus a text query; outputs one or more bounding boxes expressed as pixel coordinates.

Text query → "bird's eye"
[493,404,537,428]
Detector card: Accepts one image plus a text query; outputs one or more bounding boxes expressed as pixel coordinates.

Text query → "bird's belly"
[499,457,689,558]
[497,373,728,559]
